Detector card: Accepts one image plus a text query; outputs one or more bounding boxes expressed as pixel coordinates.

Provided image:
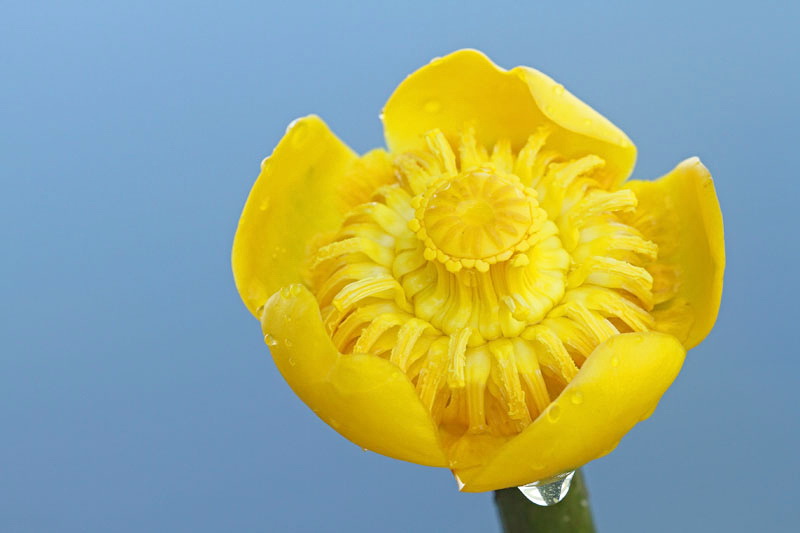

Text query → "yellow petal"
[262,284,448,467]
[382,49,636,188]
[232,116,359,316]
[454,331,685,492]
[625,158,725,349]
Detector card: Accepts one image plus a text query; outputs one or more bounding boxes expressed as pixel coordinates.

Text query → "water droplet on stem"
[518,470,575,506]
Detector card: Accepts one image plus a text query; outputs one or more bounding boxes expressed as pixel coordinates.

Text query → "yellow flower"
[232,50,724,492]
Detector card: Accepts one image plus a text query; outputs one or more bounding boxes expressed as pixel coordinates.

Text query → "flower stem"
[494,470,596,533]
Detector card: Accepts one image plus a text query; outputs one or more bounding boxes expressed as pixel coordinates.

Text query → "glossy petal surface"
[382,49,636,188]
[232,116,358,316]
[454,332,686,492]
[262,284,448,467]
[625,158,725,348]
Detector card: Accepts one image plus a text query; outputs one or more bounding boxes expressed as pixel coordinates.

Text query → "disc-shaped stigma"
[410,168,547,272]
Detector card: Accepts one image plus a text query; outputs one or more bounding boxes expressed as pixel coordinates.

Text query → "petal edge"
[625,158,725,349]
[262,284,449,467]
[232,116,358,316]
[455,332,685,492]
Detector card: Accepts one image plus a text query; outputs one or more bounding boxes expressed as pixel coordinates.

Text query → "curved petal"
[382,49,636,188]
[455,332,685,492]
[232,115,359,316]
[261,284,448,467]
[625,158,725,349]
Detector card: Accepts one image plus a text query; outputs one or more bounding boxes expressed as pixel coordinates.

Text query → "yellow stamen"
[307,126,658,442]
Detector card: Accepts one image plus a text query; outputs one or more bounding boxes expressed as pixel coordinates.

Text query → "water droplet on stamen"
[518,470,575,506]
[287,284,302,297]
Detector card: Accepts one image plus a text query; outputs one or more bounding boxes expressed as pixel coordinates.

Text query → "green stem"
[494,470,596,533]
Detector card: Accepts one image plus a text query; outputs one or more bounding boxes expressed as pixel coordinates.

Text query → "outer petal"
[382,49,636,188]
[232,115,359,316]
[625,158,725,349]
[455,332,685,492]
[262,284,448,467]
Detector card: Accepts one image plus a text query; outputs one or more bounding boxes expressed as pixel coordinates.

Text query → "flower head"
[232,50,724,492]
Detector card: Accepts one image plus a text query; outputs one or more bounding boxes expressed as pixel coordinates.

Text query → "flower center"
[412,168,547,272]
[306,127,658,453]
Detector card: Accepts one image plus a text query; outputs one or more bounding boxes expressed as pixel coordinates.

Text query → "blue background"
[3,1,798,531]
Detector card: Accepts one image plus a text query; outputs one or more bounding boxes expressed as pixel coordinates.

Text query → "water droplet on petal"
[518,470,575,506]
[423,100,441,113]
[611,355,620,367]
[288,356,296,367]
[264,333,278,347]
[570,390,584,405]
[284,338,293,348]
[289,120,309,147]
[259,199,269,211]
[547,404,561,422]
[553,84,565,96]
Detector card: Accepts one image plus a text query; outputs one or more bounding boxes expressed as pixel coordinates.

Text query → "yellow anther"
[447,327,472,388]
[488,339,531,423]
[425,130,458,176]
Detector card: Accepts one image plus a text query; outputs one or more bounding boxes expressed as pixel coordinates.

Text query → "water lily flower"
[232,50,724,492]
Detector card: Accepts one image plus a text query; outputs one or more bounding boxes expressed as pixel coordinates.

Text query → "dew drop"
[518,470,576,506]
[287,284,302,297]
[553,84,565,96]
[263,333,278,347]
[611,355,620,367]
[288,356,296,367]
[423,100,441,113]
[290,121,308,147]
[284,338,293,348]
[570,390,584,405]
[547,404,561,422]
[259,199,270,211]
[260,157,271,170]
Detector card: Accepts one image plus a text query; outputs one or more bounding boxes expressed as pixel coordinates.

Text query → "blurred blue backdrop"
[2,1,798,531]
